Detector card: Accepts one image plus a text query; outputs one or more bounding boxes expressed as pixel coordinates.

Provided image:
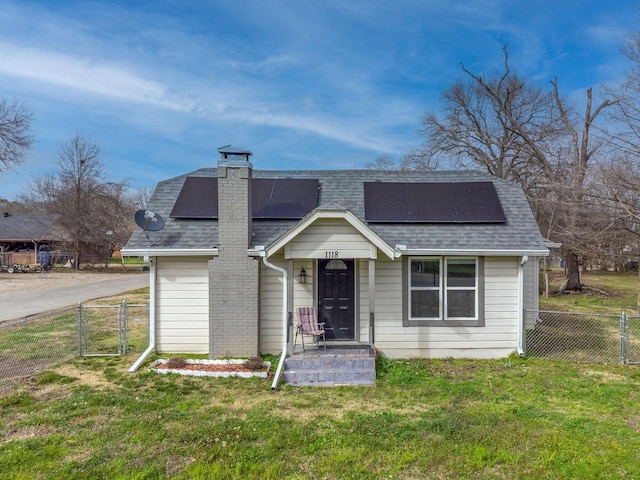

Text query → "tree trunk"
[565,250,582,291]
[637,268,640,314]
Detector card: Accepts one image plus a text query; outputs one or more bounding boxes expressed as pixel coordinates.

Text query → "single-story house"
[122,146,549,369]
[0,213,65,267]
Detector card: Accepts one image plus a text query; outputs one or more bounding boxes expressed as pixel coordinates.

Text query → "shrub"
[244,356,266,370]
[166,357,188,369]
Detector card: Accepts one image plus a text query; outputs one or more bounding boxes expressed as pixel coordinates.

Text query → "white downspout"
[517,255,528,357]
[259,250,288,390]
[129,256,156,372]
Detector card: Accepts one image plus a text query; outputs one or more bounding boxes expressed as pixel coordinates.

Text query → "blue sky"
[0,0,638,200]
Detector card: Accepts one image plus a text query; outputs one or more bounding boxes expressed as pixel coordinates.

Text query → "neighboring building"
[122,146,549,361]
[0,213,66,267]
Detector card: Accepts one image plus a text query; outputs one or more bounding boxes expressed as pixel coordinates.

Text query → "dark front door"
[318,259,355,340]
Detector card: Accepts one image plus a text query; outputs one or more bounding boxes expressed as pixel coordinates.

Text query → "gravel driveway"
[0,271,149,323]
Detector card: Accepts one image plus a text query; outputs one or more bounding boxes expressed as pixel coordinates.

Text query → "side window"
[410,258,441,319]
[445,258,477,319]
[404,256,483,327]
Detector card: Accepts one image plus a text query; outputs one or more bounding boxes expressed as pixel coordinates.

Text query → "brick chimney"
[217,145,253,253]
[209,145,260,358]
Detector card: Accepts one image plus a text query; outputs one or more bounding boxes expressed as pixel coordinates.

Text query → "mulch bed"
[154,362,267,372]
[150,359,271,378]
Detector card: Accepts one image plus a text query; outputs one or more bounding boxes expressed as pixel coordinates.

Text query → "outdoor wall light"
[298,266,307,284]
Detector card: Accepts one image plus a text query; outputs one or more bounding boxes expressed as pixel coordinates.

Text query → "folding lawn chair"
[294,307,326,352]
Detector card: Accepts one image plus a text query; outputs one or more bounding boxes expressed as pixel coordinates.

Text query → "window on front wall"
[404,256,484,327]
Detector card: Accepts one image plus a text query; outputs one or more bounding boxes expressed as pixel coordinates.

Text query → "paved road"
[0,273,149,322]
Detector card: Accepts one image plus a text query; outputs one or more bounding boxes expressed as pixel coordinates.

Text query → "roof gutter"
[517,255,528,357]
[129,256,156,372]
[394,246,549,257]
[257,248,289,391]
[121,248,218,257]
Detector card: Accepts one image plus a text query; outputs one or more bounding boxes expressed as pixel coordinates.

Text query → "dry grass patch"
[627,416,640,433]
[53,363,114,390]
[582,369,631,383]
[165,455,196,477]
[1,424,59,444]
[26,381,71,403]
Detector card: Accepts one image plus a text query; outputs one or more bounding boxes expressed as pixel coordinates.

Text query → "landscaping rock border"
[150,359,271,378]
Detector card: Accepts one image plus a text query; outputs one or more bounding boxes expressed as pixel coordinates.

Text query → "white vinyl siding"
[358,259,371,344]
[151,253,523,359]
[260,253,287,354]
[285,218,376,259]
[155,256,210,353]
[259,254,318,354]
[523,257,540,329]
[375,256,520,359]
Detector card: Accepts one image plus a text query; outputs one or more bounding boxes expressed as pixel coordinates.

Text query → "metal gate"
[524,309,639,365]
[624,315,640,364]
[78,301,149,357]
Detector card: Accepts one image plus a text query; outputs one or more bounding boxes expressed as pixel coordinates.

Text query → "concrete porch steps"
[283,345,376,387]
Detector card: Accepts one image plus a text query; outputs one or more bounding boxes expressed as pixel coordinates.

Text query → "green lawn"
[541,268,639,314]
[2,270,640,479]
[1,354,639,479]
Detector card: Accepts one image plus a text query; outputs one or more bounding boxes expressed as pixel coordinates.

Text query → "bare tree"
[0,99,34,175]
[21,133,135,266]
[415,46,615,290]
[417,47,563,194]
[607,33,640,156]
[365,154,399,170]
[129,186,153,209]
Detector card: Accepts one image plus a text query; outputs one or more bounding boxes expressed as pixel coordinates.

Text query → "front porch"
[282,344,376,387]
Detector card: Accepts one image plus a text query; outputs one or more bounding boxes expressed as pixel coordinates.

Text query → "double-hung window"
[404,257,483,327]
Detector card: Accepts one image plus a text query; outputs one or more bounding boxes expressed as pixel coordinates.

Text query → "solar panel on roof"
[170,177,319,219]
[251,179,274,218]
[408,182,457,222]
[364,181,506,223]
[170,177,218,218]
[362,182,410,222]
[450,182,506,223]
[258,178,319,219]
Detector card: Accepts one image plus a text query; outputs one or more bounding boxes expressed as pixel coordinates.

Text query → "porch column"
[287,258,294,349]
[368,258,375,345]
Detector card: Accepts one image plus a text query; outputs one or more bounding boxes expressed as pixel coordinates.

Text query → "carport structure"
[0,213,66,268]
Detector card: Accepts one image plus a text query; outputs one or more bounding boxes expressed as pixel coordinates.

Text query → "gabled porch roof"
[263,208,397,260]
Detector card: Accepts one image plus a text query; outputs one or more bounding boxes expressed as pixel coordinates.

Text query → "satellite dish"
[135,209,165,232]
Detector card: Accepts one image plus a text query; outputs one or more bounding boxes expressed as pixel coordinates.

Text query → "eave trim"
[395,248,550,257]
[121,248,218,257]
[265,208,396,260]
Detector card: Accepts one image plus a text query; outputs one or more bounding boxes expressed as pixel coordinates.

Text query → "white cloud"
[229,108,403,153]
[0,42,190,111]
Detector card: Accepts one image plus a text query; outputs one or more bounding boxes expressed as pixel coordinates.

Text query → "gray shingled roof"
[124,169,548,254]
[0,214,65,242]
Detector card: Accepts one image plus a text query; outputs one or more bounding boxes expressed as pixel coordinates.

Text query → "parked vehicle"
[2,262,51,273]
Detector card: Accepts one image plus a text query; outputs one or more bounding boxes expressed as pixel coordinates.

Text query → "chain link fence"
[2,303,634,392]
[0,302,148,393]
[0,306,79,392]
[524,309,629,364]
[624,315,640,365]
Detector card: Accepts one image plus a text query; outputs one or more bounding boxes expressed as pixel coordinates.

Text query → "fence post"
[122,300,128,354]
[620,312,626,365]
[77,302,83,357]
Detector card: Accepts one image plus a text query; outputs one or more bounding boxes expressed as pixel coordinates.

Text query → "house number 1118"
[325,251,339,259]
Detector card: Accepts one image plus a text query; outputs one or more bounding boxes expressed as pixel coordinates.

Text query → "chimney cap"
[217,145,253,157]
